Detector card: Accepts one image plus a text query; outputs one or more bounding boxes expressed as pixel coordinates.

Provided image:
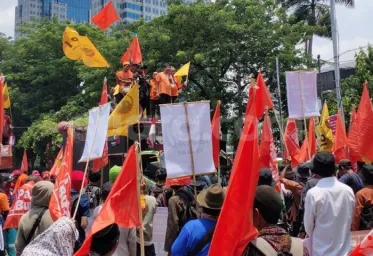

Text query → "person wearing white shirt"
[304,152,355,256]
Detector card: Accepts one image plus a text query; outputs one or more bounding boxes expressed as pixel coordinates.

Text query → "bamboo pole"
[297,71,311,159]
[135,143,145,256]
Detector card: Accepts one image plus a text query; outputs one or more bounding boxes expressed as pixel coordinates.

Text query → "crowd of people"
[0,150,370,256]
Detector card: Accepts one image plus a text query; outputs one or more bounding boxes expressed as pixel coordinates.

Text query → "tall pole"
[330,0,344,123]
[275,57,283,153]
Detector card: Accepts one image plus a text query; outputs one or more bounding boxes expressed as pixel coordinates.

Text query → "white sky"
[0,0,372,63]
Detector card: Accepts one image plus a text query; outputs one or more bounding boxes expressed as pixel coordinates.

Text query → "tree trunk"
[308,35,313,56]
[308,1,316,56]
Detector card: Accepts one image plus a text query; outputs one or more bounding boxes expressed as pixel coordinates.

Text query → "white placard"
[286,71,320,119]
[79,103,111,162]
[160,102,215,178]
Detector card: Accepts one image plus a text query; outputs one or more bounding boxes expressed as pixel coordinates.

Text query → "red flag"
[247,72,274,119]
[3,181,34,229]
[298,118,316,163]
[91,1,120,31]
[284,119,300,168]
[259,113,281,192]
[332,110,348,163]
[120,36,142,64]
[74,145,141,256]
[92,80,109,172]
[357,82,373,161]
[348,108,361,170]
[212,101,221,168]
[209,99,259,255]
[349,228,373,256]
[49,148,64,177]
[20,150,28,173]
[49,128,74,221]
[298,138,309,163]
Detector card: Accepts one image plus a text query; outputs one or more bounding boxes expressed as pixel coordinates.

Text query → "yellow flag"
[62,26,109,68]
[174,62,190,77]
[107,85,139,136]
[3,83,10,109]
[317,102,334,151]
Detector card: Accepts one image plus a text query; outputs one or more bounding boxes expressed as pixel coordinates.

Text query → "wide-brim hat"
[309,151,335,176]
[197,184,225,210]
[294,162,311,179]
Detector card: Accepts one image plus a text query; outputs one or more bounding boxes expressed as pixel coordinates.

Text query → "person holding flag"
[170,66,187,103]
[114,61,134,103]
[155,64,172,105]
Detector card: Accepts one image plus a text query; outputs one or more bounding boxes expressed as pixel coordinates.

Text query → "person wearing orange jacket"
[170,67,187,103]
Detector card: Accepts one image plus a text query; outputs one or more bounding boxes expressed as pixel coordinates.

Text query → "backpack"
[251,237,304,256]
[175,186,197,231]
[150,185,172,207]
[85,185,101,210]
[360,205,373,230]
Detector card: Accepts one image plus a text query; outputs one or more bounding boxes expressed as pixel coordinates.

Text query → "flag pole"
[72,108,101,220]
[297,71,311,159]
[135,142,145,256]
[216,100,222,185]
[183,102,198,200]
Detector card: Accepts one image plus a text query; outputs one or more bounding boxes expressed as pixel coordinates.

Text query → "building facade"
[15,0,90,39]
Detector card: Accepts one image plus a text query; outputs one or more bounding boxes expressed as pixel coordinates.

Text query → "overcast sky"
[0,0,372,63]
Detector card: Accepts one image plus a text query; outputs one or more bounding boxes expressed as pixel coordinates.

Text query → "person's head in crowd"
[20,217,78,256]
[338,159,352,178]
[26,175,41,184]
[163,64,171,74]
[42,171,50,181]
[32,170,41,178]
[210,174,219,185]
[283,166,295,180]
[109,165,121,183]
[90,223,120,256]
[152,72,158,79]
[0,174,8,190]
[190,179,206,194]
[308,151,336,178]
[170,66,176,75]
[140,65,148,76]
[197,184,225,218]
[253,185,282,230]
[360,164,373,186]
[294,162,311,182]
[88,171,101,185]
[122,61,131,72]
[101,182,112,202]
[31,181,54,208]
[357,161,366,172]
[130,63,138,73]
[155,168,167,185]
[71,170,88,191]
[258,168,274,187]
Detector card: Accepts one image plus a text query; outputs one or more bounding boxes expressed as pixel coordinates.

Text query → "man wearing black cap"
[243,185,307,255]
[138,65,150,118]
[304,151,355,256]
[351,164,373,231]
[337,159,364,194]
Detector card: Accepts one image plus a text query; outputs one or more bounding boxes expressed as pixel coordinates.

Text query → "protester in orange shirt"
[156,64,172,105]
[170,66,187,103]
[115,61,133,102]
[149,72,160,117]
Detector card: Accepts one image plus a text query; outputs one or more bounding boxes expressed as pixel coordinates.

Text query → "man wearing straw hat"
[171,184,225,256]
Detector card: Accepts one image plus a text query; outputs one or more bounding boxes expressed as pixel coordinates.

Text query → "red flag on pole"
[20,150,28,173]
[349,229,373,256]
[284,119,300,168]
[348,108,361,170]
[259,112,281,192]
[49,148,64,177]
[92,80,109,172]
[120,36,142,64]
[74,145,141,256]
[209,99,260,255]
[308,117,316,157]
[332,110,348,163]
[212,101,221,168]
[49,128,74,221]
[91,1,120,31]
[357,82,373,161]
[247,72,274,119]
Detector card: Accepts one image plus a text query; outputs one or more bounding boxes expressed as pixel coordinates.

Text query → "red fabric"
[71,170,88,191]
[209,100,259,255]
[298,118,316,163]
[91,1,120,31]
[348,108,361,170]
[247,72,274,120]
[349,229,373,256]
[298,137,309,163]
[165,176,191,187]
[4,181,34,229]
[20,150,28,173]
[49,148,64,177]
[92,81,109,172]
[74,145,141,256]
[284,119,300,168]
[332,110,348,163]
[120,36,142,64]
[259,113,281,192]
[212,101,221,168]
[12,173,28,200]
[358,83,373,161]
[49,128,74,221]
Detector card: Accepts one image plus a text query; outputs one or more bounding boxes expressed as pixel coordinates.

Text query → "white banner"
[160,102,215,178]
[79,103,111,162]
[286,71,320,119]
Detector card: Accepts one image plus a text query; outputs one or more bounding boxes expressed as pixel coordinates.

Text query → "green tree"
[278,0,354,56]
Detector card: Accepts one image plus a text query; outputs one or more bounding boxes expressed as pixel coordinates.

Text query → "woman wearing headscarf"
[15,181,54,255]
[21,217,78,256]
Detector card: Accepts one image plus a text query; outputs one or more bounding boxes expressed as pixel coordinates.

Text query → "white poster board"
[160,102,215,178]
[286,71,320,119]
[79,103,111,162]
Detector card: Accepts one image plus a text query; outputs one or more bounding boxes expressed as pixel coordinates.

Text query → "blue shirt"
[339,173,364,194]
[171,218,216,256]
